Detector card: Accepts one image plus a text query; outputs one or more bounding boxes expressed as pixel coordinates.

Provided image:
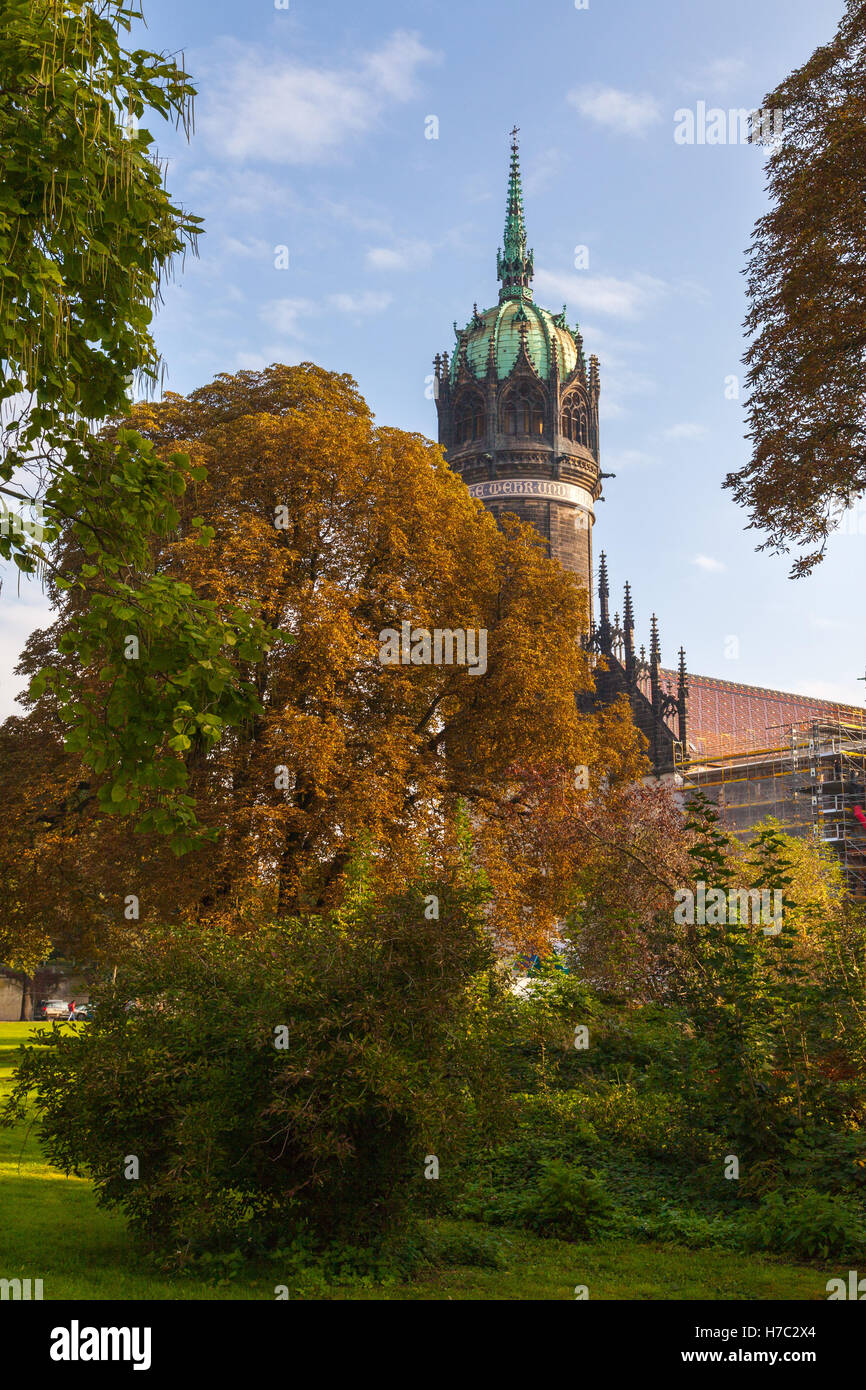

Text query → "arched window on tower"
[501,385,545,437]
[561,395,588,445]
[453,393,486,445]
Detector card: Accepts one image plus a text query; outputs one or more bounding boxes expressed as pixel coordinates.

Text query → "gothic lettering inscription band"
[467,479,594,511]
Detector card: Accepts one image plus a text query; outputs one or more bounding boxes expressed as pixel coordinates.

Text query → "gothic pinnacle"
[650,613,661,667]
[497,128,534,302]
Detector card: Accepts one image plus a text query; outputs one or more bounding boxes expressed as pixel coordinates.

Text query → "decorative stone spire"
[649,613,661,669]
[597,552,612,655]
[677,646,689,755]
[612,611,624,661]
[649,614,662,770]
[623,581,635,685]
[589,353,600,397]
[485,328,497,381]
[497,127,534,303]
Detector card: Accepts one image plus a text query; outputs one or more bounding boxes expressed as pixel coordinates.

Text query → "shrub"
[1,871,503,1262]
[525,1159,615,1239]
[743,1188,866,1261]
[616,1205,741,1251]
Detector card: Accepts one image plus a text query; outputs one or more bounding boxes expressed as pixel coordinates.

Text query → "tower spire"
[597,552,612,655]
[649,614,662,772]
[623,581,635,685]
[650,613,661,668]
[497,127,534,303]
[677,646,689,755]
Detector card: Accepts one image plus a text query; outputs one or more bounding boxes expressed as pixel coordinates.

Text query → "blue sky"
[1,0,860,717]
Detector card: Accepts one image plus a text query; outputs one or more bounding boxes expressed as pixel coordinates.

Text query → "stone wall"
[0,976,22,1022]
[486,498,593,611]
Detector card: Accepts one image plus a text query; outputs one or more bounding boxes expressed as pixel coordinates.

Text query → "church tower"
[434,130,603,620]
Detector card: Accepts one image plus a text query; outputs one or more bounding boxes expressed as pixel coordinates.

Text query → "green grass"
[0,1022,833,1300]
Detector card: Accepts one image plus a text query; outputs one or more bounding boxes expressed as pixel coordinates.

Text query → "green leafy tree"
[0,1,271,846]
[679,798,866,1155]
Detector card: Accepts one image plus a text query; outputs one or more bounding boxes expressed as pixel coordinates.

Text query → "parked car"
[33,999,71,1020]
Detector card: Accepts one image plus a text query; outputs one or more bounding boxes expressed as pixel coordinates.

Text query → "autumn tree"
[725,0,866,575]
[486,766,693,984]
[1,363,646,955]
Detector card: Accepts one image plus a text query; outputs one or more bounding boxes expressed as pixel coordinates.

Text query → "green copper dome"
[452,298,580,384]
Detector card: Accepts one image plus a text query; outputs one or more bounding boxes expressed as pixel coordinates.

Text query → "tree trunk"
[18,973,33,1021]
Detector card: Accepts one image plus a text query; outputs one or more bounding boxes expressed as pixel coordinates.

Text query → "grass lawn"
[0,1022,831,1301]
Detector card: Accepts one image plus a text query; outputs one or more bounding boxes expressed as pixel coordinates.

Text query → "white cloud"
[322,200,395,238]
[809,616,850,633]
[188,168,305,217]
[524,147,563,195]
[535,269,666,320]
[366,241,432,272]
[361,31,433,100]
[673,277,712,307]
[328,291,392,315]
[684,58,748,95]
[598,365,658,418]
[604,448,657,470]
[260,290,392,338]
[235,351,274,371]
[260,298,317,337]
[795,679,862,704]
[0,586,52,719]
[664,422,708,441]
[200,31,437,165]
[221,236,273,261]
[573,324,660,418]
[567,85,662,137]
[692,554,726,573]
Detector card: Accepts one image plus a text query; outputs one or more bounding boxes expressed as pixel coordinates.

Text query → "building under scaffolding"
[678,719,866,897]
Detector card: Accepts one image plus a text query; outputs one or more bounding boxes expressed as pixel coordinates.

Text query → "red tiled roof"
[655,669,864,758]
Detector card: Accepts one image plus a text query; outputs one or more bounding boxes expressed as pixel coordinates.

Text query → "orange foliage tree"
[0,364,649,959]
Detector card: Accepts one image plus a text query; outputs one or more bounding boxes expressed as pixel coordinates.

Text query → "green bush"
[1,871,503,1263]
[455,1157,615,1240]
[527,1159,615,1239]
[616,1205,741,1251]
[744,1188,866,1261]
[782,1130,866,1197]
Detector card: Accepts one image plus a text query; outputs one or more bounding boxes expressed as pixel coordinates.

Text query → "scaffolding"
[679,718,866,897]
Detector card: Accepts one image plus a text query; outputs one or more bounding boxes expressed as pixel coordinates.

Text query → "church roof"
[452,299,580,384]
[656,668,865,758]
